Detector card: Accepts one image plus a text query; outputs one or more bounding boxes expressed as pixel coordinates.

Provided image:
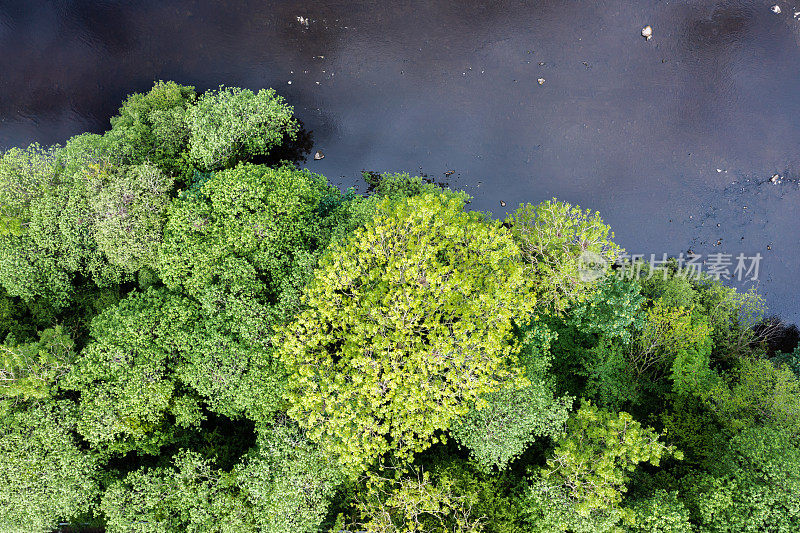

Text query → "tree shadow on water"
[251,119,314,167]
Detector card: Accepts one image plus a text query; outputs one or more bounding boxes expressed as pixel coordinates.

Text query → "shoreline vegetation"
[1,82,798,532]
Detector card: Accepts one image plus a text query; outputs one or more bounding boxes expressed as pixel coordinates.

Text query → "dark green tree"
[64,288,203,455]
[106,80,196,176]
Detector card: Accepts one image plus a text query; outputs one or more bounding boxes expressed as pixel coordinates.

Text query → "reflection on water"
[1,0,799,319]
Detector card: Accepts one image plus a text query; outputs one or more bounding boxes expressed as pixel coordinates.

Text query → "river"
[1,0,798,321]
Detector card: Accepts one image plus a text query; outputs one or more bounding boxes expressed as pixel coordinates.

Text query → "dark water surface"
[1,0,799,320]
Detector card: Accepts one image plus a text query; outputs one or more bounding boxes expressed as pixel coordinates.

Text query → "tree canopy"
[0,81,797,533]
[278,191,534,471]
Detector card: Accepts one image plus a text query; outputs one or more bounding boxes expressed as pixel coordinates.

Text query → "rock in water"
[772,5,782,14]
[314,151,324,160]
[641,25,653,40]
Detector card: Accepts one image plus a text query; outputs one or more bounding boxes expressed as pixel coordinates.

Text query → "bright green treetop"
[507,199,620,315]
[279,192,534,472]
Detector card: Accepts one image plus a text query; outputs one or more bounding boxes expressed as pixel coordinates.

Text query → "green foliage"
[0,325,74,407]
[567,275,645,344]
[623,490,691,533]
[352,457,531,533]
[451,383,571,472]
[187,86,298,170]
[0,233,72,309]
[87,163,174,272]
[58,131,115,174]
[683,426,800,532]
[0,402,99,533]
[0,144,57,221]
[64,288,203,454]
[0,289,37,342]
[159,163,340,336]
[425,459,527,533]
[515,321,560,381]
[522,401,679,532]
[350,466,487,533]
[636,302,712,385]
[581,300,715,410]
[234,419,343,533]
[101,450,252,533]
[693,279,765,361]
[659,394,726,466]
[157,164,347,424]
[0,137,148,309]
[102,422,342,533]
[27,160,124,288]
[641,265,765,361]
[176,322,287,423]
[638,266,698,309]
[579,339,641,410]
[0,81,302,313]
[279,192,533,472]
[0,145,74,307]
[507,199,621,315]
[452,321,572,472]
[328,172,470,250]
[366,171,470,202]
[775,343,800,377]
[705,355,800,434]
[107,81,196,175]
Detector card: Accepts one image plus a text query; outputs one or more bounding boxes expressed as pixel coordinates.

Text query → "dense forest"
[0,82,798,533]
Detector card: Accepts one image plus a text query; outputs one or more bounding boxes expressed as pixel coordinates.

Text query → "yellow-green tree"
[278,192,534,472]
[507,199,620,315]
